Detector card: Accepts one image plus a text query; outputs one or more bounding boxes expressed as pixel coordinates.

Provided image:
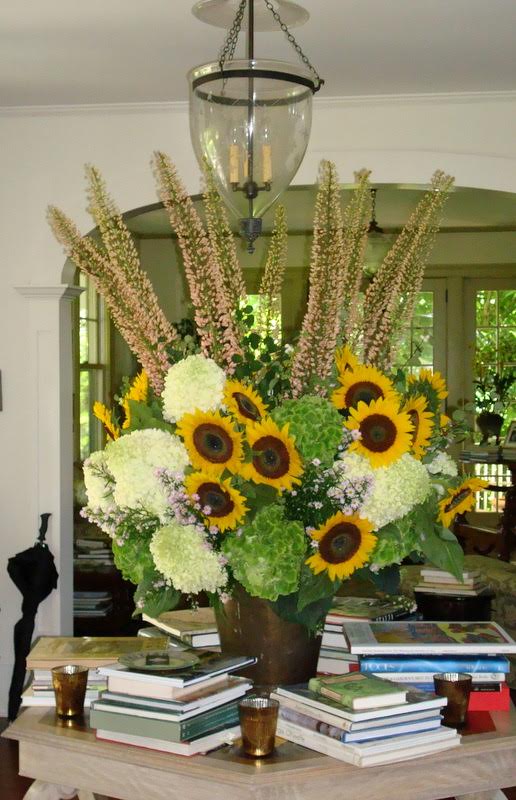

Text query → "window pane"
[393,291,434,372]
[476,290,497,327]
[498,290,516,326]
[475,328,497,365]
[499,328,516,366]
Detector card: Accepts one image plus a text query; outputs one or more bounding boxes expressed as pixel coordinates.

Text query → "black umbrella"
[7,513,59,720]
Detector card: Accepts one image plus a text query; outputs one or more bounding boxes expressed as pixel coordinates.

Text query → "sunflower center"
[407,409,420,442]
[318,523,362,564]
[345,381,384,408]
[232,391,261,422]
[445,487,472,513]
[359,413,397,452]
[197,482,234,518]
[193,423,234,464]
[252,435,290,479]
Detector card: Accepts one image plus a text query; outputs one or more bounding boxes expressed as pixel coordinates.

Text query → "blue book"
[359,655,510,673]
[341,715,442,742]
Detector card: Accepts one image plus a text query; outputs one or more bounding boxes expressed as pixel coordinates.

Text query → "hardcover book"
[358,654,510,673]
[274,684,446,723]
[308,673,407,710]
[90,699,240,742]
[142,607,220,647]
[95,725,240,756]
[325,596,416,625]
[26,636,169,669]
[344,621,516,655]
[98,653,256,688]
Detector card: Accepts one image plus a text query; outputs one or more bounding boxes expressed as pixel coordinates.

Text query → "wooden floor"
[1,717,516,800]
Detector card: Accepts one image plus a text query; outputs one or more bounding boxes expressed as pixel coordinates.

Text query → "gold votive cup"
[51,665,89,718]
[433,672,472,729]
[239,696,279,758]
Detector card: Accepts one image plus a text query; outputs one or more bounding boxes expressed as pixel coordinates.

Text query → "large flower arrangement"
[49,157,486,631]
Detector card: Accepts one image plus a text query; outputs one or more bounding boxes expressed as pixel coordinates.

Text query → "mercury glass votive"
[239,696,279,757]
[433,672,472,729]
[51,665,89,718]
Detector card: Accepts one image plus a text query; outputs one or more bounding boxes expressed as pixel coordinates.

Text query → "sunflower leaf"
[126,399,174,433]
[296,565,339,611]
[419,523,464,581]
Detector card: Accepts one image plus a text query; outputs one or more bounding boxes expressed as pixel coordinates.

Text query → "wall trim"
[15,284,83,300]
[1,90,516,117]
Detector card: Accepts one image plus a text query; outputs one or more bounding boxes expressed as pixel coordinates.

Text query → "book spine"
[370,672,505,683]
[359,656,510,673]
[468,684,510,712]
[279,706,346,738]
[276,719,357,765]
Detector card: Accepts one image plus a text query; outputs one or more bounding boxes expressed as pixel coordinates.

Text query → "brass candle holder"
[51,664,89,718]
[239,696,279,758]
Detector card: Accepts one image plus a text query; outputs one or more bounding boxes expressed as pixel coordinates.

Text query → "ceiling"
[126,185,516,236]
[2,0,516,106]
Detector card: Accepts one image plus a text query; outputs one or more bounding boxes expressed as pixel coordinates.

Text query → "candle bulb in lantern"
[262,144,272,184]
[229,144,239,184]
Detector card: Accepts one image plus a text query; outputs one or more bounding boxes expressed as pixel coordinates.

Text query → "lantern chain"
[219,0,247,70]
[262,0,324,91]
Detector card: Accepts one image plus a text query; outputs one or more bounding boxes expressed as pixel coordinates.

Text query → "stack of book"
[273,672,459,766]
[91,653,255,755]
[142,607,220,649]
[74,534,114,568]
[414,567,489,597]
[344,620,516,713]
[318,596,417,676]
[22,636,168,709]
[73,590,113,619]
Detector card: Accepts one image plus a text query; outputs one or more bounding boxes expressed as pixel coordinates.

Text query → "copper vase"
[215,585,321,690]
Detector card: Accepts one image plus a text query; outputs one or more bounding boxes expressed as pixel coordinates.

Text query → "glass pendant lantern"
[189,0,323,252]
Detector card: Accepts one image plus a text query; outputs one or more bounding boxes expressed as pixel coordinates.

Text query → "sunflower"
[240,417,303,491]
[408,368,448,400]
[438,477,489,528]
[440,413,452,430]
[93,401,120,441]
[121,370,149,429]
[177,410,243,475]
[402,394,434,460]
[332,364,398,412]
[345,397,413,468]
[223,379,268,426]
[335,346,359,377]
[306,512,377,581]
[185,472,248,532]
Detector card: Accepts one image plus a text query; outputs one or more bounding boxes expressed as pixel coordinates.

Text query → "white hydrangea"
[425,451,458,477]
[150,522,227,594]
[105,429,189,518]
[83,450,115,512]
[162,355,226,423]
[335,451,431,530]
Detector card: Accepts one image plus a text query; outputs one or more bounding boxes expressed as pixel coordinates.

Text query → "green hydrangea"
[271,396,343,465]
[222,504,306,601]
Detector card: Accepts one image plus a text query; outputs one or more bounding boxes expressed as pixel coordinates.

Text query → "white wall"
[1,91,516,714]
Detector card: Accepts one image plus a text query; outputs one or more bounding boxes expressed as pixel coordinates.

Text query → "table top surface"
[4,705,516,787]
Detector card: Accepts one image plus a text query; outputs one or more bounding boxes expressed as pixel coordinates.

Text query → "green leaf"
[296,566,338,612]
[419,524,464,581]
[133,568,181,618]
[272,591,334,632]
[126,400,174,433]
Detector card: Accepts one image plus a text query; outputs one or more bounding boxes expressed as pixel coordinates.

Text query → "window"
[246,293,282,344]
[392,279,447,376]
[74,273,110,461]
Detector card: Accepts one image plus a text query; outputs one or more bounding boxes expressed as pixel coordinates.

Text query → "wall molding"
[1,90,516,117]
[15,284,83,300]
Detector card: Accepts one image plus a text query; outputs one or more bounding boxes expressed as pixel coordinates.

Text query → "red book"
[468,683,510,712]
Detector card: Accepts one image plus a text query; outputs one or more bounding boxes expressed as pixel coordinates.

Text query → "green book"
[308,673,407,711]
[90,699,239,742]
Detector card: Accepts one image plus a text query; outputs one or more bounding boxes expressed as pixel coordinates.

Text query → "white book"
[372,671,505,684]
[95,725,240,756]
[276,719,460,767]
[98,654,255,688]
[344,621,516,655]
[317,657,355,675]
[21,687,96,708]
[322,631,346,648]
[420,569,480,582]
[274,686,446,723]
[414,584,488,597]
[271,692,442,732]
[92,682,250,721]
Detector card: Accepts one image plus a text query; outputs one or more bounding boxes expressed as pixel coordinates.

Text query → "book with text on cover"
[344,621,516,655]
[308,673,407,710]
[26,636,169,669]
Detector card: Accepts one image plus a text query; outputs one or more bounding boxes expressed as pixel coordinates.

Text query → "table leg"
[23,781,78,800]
